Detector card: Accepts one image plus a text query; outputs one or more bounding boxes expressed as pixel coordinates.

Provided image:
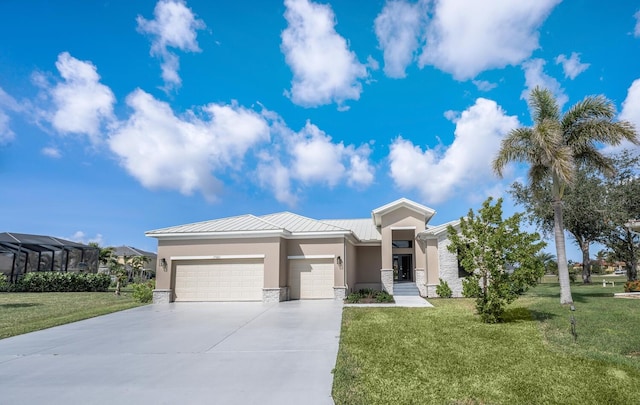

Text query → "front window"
[392,240,412,248]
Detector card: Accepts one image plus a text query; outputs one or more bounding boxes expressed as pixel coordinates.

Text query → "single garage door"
[174,259,264,301]
[289,258,334,299]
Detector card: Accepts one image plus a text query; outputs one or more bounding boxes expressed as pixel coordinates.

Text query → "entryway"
[393,254,412,282]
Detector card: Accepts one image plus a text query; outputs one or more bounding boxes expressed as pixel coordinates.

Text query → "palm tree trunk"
[553,196,574,304]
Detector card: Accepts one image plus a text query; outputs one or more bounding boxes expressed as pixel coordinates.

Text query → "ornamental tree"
[447,197,546,323]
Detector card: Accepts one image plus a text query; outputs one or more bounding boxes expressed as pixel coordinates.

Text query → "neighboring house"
[146,198,463,304]
[99,246,157,280]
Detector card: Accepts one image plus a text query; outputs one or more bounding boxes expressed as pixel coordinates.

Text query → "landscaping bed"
[345,289,394,304]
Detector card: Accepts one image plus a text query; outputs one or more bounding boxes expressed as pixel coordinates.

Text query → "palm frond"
[492,128,534,177]
[529,87,560,125]
[574,147,615,177]
[530,118,563,167]
[549,145,575,186]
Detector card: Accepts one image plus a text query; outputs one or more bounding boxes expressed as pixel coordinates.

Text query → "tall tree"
[447,197,546,323]
[510,164,609,284]
[493,87,638,304]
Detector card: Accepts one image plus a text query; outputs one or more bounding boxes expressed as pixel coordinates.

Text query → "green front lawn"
[333,280,640,405]
[0,292,144,339]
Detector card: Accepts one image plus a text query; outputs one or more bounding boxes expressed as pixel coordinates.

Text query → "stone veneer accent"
[437,235,464,297]
[152,289,172,304]
[381,268,394,295]
[415,268,426,296]
[426,284,438,297]
[279,286,290,301]
[333,286,347,300]
[263,288,283,303]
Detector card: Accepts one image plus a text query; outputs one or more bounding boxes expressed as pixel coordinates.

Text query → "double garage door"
[173,257,335,301]
[288,258,334,299]
[174,259,264,302]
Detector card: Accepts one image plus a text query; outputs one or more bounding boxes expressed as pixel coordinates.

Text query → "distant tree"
[447,197,546,323]
[536,252,558,275]
[128,255,151,282]
[599,150,640,281]
[494,87,638,304]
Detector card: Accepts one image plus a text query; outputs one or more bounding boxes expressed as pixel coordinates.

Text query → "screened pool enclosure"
[0,232,99,283]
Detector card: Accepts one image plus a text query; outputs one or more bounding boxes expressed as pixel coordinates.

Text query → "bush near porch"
[332,278,640,405]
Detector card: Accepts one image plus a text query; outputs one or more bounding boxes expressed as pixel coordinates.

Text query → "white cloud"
[374,0,423,78]
[555,52,589,79]
[41,147,62,158]
[418,0,560,80]
[389,98,519,203]
[347,145,375,187]
[521,58,568,109]
[281,0,368,108]
[0,87,23,144]
[68,231,104,246]
[608,78,640,154]
[0,111,14,144]
[108,89,270,202]
[620,78,640,128]
[256,120,375,204]
[634,11,640,37]
[137,0,206,91]
[290,122,374,187]
[257,157,298,205]
[40,52,116,143]
[472,80,498,92]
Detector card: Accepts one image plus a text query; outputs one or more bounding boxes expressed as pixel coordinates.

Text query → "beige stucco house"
[146,198,464,304]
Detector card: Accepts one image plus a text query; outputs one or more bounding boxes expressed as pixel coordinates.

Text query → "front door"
[393,254,412,282]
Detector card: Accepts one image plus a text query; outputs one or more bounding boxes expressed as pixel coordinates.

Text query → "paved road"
[0,300,344,405]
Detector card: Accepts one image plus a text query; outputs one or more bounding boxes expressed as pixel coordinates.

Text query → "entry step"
[393,282,420,296]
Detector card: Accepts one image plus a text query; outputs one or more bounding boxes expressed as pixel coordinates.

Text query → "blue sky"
[1,0,639,259]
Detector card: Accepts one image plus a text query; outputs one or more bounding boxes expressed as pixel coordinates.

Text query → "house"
[146,198,463,304]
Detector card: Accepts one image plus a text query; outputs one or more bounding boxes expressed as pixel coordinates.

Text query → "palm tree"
[535,252,557,275]
[493,87,638,304]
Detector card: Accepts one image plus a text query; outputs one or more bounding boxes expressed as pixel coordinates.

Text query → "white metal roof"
[416,220,460,239]
[259,212,350,233]
[322,219,381,241]
[146,214,282,235]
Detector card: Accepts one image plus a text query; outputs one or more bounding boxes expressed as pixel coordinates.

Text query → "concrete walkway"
[0,300,343,405]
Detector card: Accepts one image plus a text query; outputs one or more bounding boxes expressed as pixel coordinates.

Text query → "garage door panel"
[174,259,263,302]
[289,259,334,299]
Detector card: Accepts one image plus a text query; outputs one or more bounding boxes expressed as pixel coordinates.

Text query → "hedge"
[16,272,111,292]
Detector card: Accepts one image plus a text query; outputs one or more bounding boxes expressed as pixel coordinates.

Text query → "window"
[392,240,412,248]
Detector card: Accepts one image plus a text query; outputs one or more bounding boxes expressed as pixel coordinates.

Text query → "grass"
[0,292,144,339]
[332,276,640,405]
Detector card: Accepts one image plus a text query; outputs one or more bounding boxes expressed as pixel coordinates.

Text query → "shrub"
[344,289,394,303]
[132,280,155,303]
[0,274,7,292]
[17,272,110,292]
[435,278,453,298]
[624,280,640,292]
[375,291,394,303]
[345,292,362,303]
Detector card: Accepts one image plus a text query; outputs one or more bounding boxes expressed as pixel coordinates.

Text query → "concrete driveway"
[0,300,343,405]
